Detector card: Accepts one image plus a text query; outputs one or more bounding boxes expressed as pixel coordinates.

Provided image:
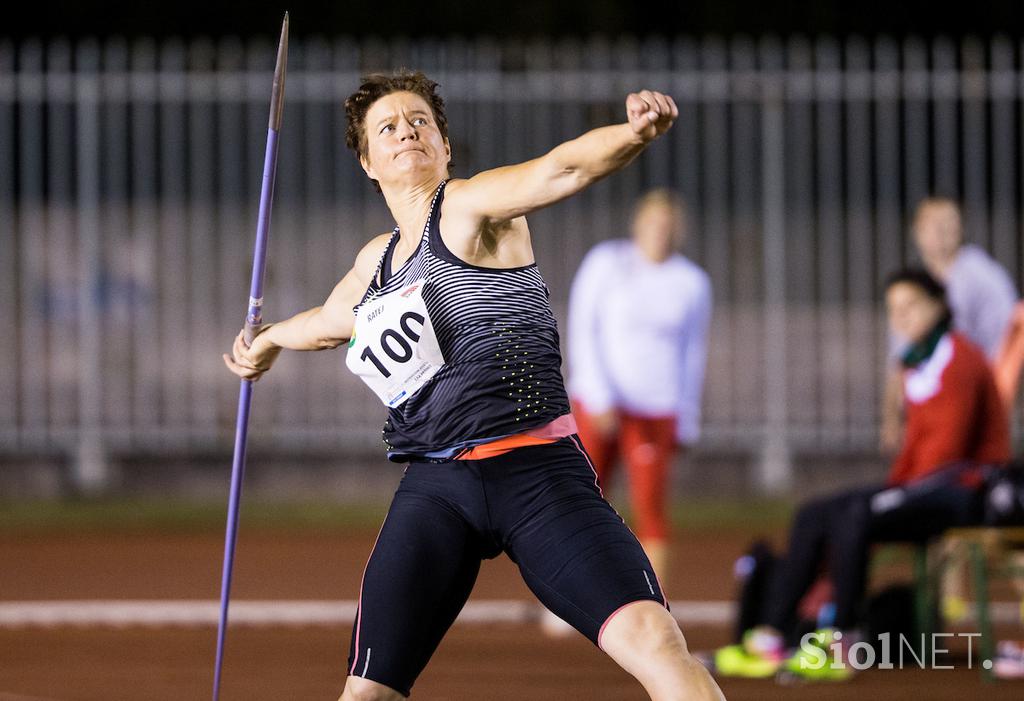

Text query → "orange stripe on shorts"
[455,414,578,460]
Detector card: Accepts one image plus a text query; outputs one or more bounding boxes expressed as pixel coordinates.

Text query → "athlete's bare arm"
[439,91,677,266]
[222,232,392,381]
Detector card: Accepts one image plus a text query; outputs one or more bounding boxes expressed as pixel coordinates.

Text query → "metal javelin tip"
[269,13,289,131]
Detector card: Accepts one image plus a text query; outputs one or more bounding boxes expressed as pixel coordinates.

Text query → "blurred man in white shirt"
[915,198,1017,358]
[568,189,711,585]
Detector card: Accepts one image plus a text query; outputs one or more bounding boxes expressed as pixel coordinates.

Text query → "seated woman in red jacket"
[716,268,1010,679]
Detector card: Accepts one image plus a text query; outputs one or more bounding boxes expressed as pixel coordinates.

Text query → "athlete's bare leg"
[600,600,726,701]
[338,676,405,701]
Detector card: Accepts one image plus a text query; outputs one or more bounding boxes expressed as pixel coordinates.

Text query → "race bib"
[346,278,445,408]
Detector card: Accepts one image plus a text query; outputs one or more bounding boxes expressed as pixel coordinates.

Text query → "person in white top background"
[915,197,1018,360]
[881,197,1020,455]
[568,188,712,588]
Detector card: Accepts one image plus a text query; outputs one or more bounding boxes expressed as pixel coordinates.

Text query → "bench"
[913,526,1024,680]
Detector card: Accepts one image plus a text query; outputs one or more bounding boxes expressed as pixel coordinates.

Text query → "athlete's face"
[360,91,451,186]
[632,201,683,263]
[886,282,945,345]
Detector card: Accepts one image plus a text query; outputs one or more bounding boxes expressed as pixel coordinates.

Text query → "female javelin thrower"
[224,71,725,701]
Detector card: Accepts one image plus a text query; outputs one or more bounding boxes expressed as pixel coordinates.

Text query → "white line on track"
[1,599,1019,629]
[0,600,736,628]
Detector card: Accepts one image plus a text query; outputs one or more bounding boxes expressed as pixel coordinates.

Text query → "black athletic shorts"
[346,435,667,696]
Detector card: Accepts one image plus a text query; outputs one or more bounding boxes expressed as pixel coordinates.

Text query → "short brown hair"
[344,70,450,165]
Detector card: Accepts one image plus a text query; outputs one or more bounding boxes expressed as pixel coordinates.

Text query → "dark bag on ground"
[863,584,918,654]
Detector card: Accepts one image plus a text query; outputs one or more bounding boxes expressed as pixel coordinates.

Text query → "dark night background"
[4,1,1023,39]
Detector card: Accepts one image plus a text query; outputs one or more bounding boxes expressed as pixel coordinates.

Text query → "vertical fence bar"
[473,37,501,172]
[642,36,672,190]
[873,37,902,285]
[158,40,190,431]
[932,37,959,197]
[902,37,930,260]
[815,37,847,443]
[1018,37,1024,286]
[759,37,791,490]
[784,37,818,441]
[334,37,370,438]
[844,37,876,445]
[730,38,764,438]
[525,38,564,296]
[46,40,76,437]
[302,36,336,427]
[554,38,588,288]
[584,37,615,247]
[992,36,1021,436]
[0,41,16,438]
[873,37,903,418]
[672,38,701,263]
[699,37,733,435]
[102,38,132,434]
[187,40,220,435]
[129,38,160,437]
[613,36,643,212]
[960,38,989,246]
[74,39,108,491]
[17,40,47,448]
[990,36,1018,274]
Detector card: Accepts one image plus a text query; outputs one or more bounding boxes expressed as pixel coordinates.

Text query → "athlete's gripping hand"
[222,325,282,382]
[626,90,678,143]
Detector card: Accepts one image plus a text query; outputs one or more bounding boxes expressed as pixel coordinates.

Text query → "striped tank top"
[352,180,571,462]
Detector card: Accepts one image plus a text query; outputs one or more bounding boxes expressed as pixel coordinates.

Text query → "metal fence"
[2,35,1022,492]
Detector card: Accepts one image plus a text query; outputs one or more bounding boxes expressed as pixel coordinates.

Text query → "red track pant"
[573,403,677,542]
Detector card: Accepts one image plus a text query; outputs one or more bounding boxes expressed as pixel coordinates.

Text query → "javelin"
[213,12,288,700]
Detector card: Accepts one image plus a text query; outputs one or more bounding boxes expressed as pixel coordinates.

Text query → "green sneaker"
[781,629,853,682]
[713,643,782,678]
[712,626,786,678]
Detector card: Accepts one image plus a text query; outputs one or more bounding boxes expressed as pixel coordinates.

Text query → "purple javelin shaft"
[214,13,288,701]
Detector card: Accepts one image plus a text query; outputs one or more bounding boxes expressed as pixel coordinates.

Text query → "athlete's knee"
[637,613,689,659]
[339,676,405,701]
[601,600,687,660]
[602,602,726,700]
